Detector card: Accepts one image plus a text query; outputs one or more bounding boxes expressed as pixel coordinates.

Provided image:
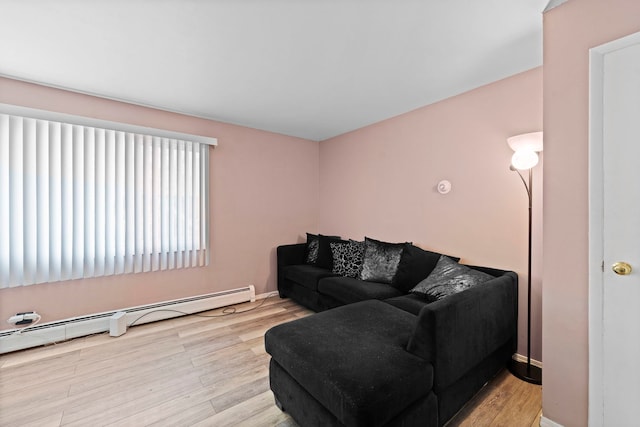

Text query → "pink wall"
[0,77,319,325]
[319,68,543,361]
[542,1,640,426]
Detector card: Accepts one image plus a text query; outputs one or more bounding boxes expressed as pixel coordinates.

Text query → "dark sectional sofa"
[265,240,518,427]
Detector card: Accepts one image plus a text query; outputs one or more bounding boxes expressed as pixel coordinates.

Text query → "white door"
[590,32,640,426]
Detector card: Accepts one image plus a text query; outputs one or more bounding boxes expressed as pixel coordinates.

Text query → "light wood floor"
[0,297,541,426]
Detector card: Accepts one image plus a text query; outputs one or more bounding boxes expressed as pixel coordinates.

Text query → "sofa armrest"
[277,243,307,268]
[277,244,307,294]
[406,271,517,390]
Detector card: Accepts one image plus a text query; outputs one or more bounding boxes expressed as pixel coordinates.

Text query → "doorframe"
[588,30,640,427]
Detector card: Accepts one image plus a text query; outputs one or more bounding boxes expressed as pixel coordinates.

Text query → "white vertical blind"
[0,113,210,288]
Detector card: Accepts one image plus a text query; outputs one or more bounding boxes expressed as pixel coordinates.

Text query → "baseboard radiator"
[0,285,255,354]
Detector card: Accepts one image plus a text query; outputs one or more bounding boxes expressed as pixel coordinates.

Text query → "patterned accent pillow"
[410,255,494,302]
[331,240,365,278]
[358,237,405,284]
[305,233,319,264]
[305,233,342,267]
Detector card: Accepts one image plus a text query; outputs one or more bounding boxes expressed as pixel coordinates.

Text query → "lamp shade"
[507,131,543,153]
[511,150,539,170]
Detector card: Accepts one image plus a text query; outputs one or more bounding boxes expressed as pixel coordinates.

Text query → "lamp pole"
[509,166,542,385]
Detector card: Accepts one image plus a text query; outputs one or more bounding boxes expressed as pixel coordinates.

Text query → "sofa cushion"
[410,256,495,302]
[384,294,431,315]
[265,300,433,427]
[318,276,403,305]
[330,239,365,278]
[392,244,460,293]
[269,360,439,427]
[283,264,337,291]
[359,237,405,284]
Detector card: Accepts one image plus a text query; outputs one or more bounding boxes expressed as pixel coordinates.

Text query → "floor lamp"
[507,131,543,385]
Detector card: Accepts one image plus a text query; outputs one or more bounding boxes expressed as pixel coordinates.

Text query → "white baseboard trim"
[0,286,257,354]
[512,353,543,369]
[256,290,280,300]
[540,415,564,427]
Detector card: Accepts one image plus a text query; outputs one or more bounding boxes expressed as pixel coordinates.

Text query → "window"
[0,107,215,288]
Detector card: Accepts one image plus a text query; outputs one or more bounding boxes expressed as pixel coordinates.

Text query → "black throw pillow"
[359,237,405,284]
[316,235,345,270]
[305,233,341,265]
[392,244,460,293]
[410,255,494,302]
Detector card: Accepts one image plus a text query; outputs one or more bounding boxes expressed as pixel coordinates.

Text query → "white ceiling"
[0,0,548,141]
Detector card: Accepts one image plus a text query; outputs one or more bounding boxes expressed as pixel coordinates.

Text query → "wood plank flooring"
[0,297,541,426]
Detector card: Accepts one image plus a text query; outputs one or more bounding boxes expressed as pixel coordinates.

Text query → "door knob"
[612,262,632,275]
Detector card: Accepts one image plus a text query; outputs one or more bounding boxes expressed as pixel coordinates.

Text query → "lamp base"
[508,359,542,385]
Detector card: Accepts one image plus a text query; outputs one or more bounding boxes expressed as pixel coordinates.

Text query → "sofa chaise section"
[265,300,438,427]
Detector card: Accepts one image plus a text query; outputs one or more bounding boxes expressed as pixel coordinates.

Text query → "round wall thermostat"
[437,180,452,194]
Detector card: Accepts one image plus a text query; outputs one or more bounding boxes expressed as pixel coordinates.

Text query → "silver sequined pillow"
[331,240,365,278]
[358,237,405,284]
[305,233,320,264]
[410,255,494,301]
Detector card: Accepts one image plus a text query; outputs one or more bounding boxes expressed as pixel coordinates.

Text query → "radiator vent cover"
[0,285,255,354]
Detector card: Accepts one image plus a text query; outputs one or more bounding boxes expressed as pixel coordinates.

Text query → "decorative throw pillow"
[305,233,341,266]
[359,237,405,284]
[392,244,460,293]
[410,255,494,302]
[305,233,320,264]
[331,240,365,278]
[316,235,345,270]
